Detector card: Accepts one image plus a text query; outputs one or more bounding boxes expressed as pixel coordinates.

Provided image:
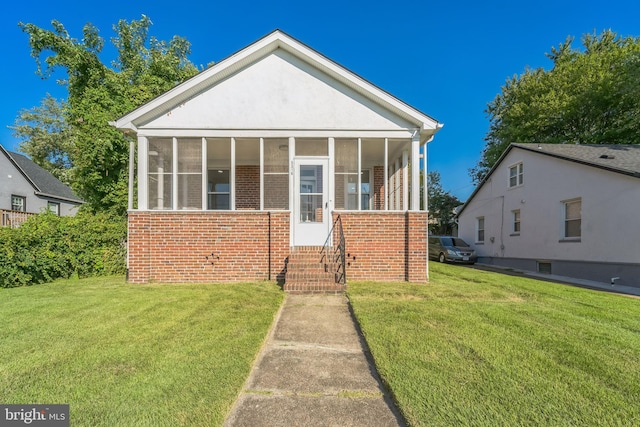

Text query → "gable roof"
[114,29,443,143]
[512,143,640,176]
[458,143,640,216]
[0,145,83,204]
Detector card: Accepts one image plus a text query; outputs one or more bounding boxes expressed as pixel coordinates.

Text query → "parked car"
[428,236,477,264]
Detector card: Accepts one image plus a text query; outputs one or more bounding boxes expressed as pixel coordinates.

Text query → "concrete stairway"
[284,246,346,293]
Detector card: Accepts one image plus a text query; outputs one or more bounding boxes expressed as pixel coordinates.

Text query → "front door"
[293,158,330,246]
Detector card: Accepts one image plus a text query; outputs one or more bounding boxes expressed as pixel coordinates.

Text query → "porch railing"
[1,210,34,228]
[320,215,346,286]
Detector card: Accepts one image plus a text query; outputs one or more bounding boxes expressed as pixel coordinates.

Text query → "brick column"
[407,211,428,282]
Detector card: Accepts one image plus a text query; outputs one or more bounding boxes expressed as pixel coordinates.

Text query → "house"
[0,144,83,227]
[113,30,443,288]
[457,143,640,288]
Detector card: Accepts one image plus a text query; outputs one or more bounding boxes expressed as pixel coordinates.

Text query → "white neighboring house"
[457,143,640,288]
[0,144,82,226]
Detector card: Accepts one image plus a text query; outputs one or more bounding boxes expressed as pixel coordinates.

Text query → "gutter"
[34,191,84,204]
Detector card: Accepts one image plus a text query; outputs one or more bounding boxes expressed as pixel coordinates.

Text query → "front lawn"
[0,276,283,426]
[348,263,640,426]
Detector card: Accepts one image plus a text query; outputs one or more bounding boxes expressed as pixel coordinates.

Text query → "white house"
[113,30,442,288]
[457,143,640,288]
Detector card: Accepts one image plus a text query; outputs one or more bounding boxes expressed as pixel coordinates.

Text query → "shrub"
[0,211,127,288]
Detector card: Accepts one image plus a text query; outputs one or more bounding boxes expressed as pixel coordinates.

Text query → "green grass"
[348,263,640,426]
[0,276,283,426]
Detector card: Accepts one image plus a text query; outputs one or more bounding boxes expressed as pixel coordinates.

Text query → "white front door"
[293,158,330,246]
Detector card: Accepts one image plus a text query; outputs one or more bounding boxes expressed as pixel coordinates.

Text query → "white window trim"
[11,195,26,212]
[476,216,485,244]
[511,209,521,236]
[560,198,582,241]
[508,162,524,188]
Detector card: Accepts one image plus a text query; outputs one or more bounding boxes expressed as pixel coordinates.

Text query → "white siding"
[141,50,415,132]
[458,147,640,264]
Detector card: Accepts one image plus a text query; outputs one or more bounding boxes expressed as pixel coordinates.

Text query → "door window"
[299,165,323,223]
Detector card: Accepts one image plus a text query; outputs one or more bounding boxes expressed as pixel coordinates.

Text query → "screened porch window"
[334,139,357,210]
[148,138,173,210]
[177,139,202,210]
[208,169,230,210]
[334,138,405,211]
[207,138,231,210]
[264,139,289,210]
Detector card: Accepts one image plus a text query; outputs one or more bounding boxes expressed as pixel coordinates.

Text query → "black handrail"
[320,215,346,286]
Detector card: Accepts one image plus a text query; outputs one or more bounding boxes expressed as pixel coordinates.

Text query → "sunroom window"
[264,139,289,210]
[207,138,231,210]
[177,139,202,210]
[148,139,173,210]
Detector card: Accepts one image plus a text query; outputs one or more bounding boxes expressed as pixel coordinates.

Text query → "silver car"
[428,236,477,264]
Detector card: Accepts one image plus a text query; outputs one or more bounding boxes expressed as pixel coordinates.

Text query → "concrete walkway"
[223,294,404,427]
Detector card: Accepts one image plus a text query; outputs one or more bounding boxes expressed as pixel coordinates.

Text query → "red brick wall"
[127,210,427,284]
[333,211,427,282]
[235,165,260,210]
[127,211,290,283]
[373,166,385,210]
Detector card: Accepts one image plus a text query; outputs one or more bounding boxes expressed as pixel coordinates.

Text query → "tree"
[11,94,75,185]
[427,171,461,236]
[19,16,199,214]
[471,30,640,184]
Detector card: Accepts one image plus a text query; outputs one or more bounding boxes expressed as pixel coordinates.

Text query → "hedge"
[0,211,127,288]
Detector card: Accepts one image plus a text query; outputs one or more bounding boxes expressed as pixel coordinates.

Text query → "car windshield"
[441,237,470,247]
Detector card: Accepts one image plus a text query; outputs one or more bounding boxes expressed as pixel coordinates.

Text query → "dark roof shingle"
[3,147,83,203]
[512,143,640,177]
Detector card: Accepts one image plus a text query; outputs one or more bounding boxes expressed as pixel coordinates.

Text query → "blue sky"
[1,0,638,200]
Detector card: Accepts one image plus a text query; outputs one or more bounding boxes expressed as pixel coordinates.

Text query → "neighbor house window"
[47,202,60,216]
[476,216,485,243]
[509,162,524,188]
[344,169,372,210]
[562,198,581,239]
[208,169,230,210]
[11,195,25,212]
[512,209,521,235]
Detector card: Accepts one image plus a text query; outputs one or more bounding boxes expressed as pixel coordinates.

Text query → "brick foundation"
[127,211,290,283]
[334,211,428,282]
[127,210,428,284]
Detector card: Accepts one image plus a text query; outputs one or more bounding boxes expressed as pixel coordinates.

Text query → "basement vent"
[537,261,552,275]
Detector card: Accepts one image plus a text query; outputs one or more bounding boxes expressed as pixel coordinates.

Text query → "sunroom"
[138,136,427,246]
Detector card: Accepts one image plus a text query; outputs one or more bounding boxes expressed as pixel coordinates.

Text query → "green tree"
[427,171,461,235]
[19,15,199,214]
[11,94,75,185]
[471,30,640,184]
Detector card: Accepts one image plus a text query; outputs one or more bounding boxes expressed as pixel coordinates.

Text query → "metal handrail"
[320,215,346,285]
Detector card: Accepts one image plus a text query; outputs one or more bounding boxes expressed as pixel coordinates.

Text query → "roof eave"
[34,191,84,205]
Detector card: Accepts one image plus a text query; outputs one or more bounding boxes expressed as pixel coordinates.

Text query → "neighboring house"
[113,30,443,288]
[457,143,640,288]
[0,144,83,227]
